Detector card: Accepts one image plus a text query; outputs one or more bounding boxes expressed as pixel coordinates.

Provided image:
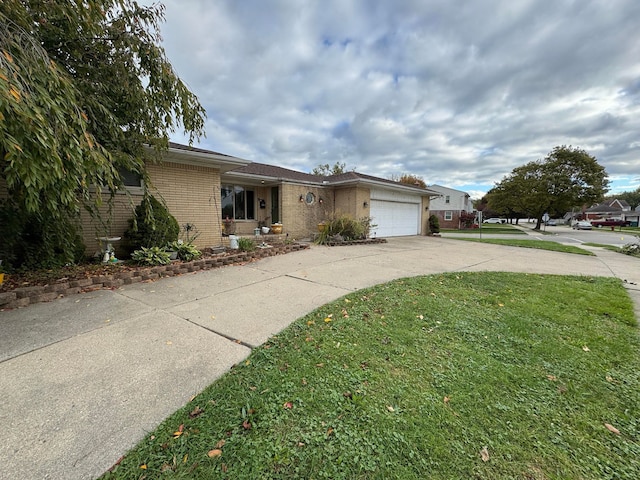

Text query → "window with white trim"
[444,211,453,221]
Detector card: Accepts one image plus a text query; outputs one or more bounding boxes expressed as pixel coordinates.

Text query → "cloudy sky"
[153,0,640,199]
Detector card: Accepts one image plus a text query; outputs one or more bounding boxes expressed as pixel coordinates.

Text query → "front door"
[271,187,280,223]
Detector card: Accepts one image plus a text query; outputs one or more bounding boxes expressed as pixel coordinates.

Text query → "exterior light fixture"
[363,201,369,207]
[299,194,304,202]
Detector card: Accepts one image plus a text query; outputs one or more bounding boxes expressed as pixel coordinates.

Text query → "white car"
[572,221,592,230]
[483,218,506,224]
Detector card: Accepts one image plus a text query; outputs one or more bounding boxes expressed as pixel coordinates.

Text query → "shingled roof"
[227,162,436,194]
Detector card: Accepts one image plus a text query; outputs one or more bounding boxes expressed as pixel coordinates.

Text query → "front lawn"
[441,224,525,234]
[103,273,640,479]
[448,238,596,255]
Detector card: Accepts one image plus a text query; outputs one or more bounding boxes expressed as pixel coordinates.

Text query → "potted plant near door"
[270,222,283,234]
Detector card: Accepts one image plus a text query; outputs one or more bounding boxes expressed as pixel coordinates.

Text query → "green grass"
[583,242,623,253]
[102,273,640,479]
[442,224,525,234]
[449,238,596,255]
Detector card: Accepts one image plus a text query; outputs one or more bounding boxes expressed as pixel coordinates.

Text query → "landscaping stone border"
[0,243,309,310]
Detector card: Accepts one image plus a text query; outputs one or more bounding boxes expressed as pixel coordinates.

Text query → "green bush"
[168,240,202,261]
[123,196,179,255]
[429,214,440,234]
[130,246,171,266]
[238,237,255,252]
[0,199,86,269]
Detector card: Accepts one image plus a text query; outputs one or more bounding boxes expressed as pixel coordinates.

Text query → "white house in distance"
[428,184,475,229]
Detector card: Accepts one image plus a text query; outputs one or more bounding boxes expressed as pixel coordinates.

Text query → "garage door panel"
[370,200,420,237]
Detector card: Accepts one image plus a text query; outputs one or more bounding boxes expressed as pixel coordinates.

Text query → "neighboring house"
[628,205,640,227]
[222,163,439,239]
[583,199,631,223]
[75,143,438,257]
[427,185,474,229]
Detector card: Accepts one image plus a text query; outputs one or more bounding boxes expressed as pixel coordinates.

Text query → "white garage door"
[370,199,421,237]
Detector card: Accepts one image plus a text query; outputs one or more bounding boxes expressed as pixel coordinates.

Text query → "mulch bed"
[0,243,309,310]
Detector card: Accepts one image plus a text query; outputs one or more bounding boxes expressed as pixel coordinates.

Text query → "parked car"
[572,221,592,230]
[590,219,631,228]
[545,219,557,226]
[483,218,506,224]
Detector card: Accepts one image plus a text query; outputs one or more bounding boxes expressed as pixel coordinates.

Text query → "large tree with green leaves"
[487,146,609,230]
[312,162,347,176]
[0,1,205,268]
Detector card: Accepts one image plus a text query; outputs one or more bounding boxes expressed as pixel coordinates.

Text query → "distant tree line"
[480,146,609,230]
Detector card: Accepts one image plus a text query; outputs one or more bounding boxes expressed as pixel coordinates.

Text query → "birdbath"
[97,236,121,263]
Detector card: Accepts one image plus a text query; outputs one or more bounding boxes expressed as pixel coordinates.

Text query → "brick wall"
[79,161,222,256]
[146,162,222,248]
[431,209,462,229]
[281,184,333,239]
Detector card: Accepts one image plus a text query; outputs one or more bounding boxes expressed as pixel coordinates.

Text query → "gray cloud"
[157,0,640,196]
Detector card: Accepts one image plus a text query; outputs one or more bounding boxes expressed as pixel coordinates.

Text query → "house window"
[117,167,143,191]
[221,185,255,220]
[444,211,453,221]
[445,195,450,204]
[305,192,315,204]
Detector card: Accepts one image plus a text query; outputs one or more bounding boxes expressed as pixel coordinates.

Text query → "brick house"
[426,185,474,229]
[73,143,438,255]
[222,163,439,239]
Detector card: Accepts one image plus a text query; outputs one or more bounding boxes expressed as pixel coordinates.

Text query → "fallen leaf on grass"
[208,449,222,458]
[242,420,252,430]
[140,464,147,469]
[605,423,620,435]
[582,345,590,352]
[546,375,557,381]
[215,439,226,449]
[283,401,293,409]
[443,396,450,404]
[189,406,204,418]
[173,424,185,438]
[386,405,395,412]
[480,446,490,462]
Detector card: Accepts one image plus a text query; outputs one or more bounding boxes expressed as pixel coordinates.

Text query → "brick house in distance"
[427,185,474,229]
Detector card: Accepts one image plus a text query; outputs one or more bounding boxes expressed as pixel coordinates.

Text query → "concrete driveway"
[1,236,639,479]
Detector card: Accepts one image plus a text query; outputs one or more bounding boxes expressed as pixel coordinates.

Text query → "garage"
[369,189,421,237]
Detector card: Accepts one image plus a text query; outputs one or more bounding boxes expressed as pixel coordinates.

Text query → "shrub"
[131,246,171,266]
[168,240,202,261]
[238,237,255,252]
[316,214,376,244]
[620,236,640,257]
[123,196,179,255]
[429,214,440,234]
[0,199,86,269]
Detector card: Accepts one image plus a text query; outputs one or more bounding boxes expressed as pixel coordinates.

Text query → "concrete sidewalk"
[1,236,639,479]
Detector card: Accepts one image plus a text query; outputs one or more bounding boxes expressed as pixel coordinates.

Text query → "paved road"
[1,236,639,479]
[445,223,639,247]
